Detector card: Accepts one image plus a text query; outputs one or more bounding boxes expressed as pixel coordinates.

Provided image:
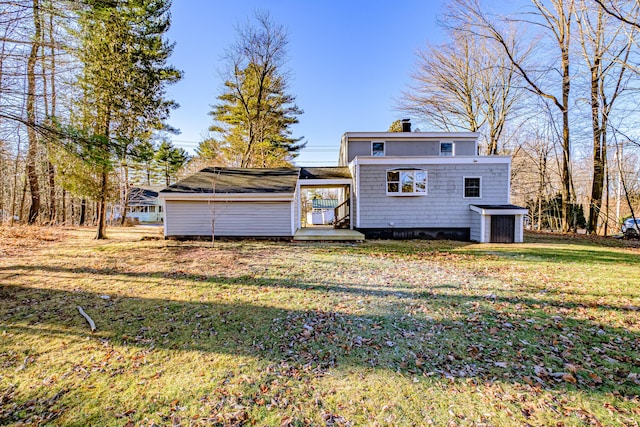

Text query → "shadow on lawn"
[460,245,640,266]
[2,265,639,399]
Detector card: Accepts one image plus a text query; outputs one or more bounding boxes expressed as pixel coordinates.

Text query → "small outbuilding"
[159,167,300,239]
[308,199,339,225]
[469,204,528,243]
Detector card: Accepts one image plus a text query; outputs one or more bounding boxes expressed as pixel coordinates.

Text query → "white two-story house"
[160,123,527,243]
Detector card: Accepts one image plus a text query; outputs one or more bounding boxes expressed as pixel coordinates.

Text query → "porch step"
[293,228,365,241]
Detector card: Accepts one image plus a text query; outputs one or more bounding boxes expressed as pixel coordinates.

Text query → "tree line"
[0,0,187,238]
[0,5,304,238]
[3,1,639,238]
[399,0,640,234]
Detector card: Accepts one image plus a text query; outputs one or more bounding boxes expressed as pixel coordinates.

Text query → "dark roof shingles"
[161,167,300,194]
[299,167,351,180]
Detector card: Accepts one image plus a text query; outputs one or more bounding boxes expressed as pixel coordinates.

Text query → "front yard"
[0,226,639,426]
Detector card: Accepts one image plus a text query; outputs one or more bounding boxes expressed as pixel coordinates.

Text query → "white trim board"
[353,156,511,166]
[160,193,295,202]
[470,205,528,216]
[343,131,480,140]
[298,178,352,186]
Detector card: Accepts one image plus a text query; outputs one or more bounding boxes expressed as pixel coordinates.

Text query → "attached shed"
[160,167,300,239]
[470,204,528,243]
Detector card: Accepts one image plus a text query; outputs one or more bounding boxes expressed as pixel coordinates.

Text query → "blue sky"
[166,0,446,166]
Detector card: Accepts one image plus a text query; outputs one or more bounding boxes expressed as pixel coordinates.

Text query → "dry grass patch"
[0,226,639,426]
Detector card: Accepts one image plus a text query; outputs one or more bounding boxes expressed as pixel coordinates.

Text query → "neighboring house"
[160,124,527,242]
[120,187,164,223]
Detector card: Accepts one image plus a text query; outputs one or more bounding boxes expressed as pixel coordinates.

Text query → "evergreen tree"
[155,140,187,185]
[72,0,181,238]
[195,137,224,163]
[209,12,304,168]
[131,139,157,186]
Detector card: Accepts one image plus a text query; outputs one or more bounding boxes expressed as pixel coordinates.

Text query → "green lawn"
[1,226,639,426]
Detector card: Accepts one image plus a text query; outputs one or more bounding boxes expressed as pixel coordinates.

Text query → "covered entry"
[294,167,364,241]
[470,205,528,243]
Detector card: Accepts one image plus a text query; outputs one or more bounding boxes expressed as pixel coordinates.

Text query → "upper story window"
[372,141,385,156]
[387,169,427,195]
[464,177,481,198]
[440,142,454,156]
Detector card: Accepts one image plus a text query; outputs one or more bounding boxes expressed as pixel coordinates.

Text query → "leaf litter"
[0,228,639,425]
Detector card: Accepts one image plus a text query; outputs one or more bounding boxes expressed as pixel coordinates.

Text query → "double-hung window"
[464,177,481,198]
[387,169,427,195]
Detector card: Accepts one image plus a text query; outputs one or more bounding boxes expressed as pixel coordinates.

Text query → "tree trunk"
[61,188,67,225]
[587,58,604,234]
[119,161,130,226]
[560,38,572,232]
[46,8,57,224]
[19,173,28,223]
[95,169,108,239]
[48,162,56,223]
[25,0,42,224]
[79,197,86,226]
[10,134,22,225]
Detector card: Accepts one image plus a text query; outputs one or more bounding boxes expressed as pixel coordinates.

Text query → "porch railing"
[333,198,350,228]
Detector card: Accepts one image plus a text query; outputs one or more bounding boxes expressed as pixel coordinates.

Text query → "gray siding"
[470,211,482,242]
[165,200,293,237]
[348,141,372,161]
[346,140,477,162]
[454,141,476,156]
[356,163,510,228]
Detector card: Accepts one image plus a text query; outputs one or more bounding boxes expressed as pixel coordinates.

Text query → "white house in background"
[118,187,164,223]
[160,121,527,242]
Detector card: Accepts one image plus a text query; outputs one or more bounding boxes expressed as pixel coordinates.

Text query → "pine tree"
[209,12,304,168]
[155,140,187,185]
[72,0,181,238]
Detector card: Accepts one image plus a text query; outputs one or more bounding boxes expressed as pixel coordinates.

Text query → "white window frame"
[371,141,385,157]
[440,142,454,156]
[386,169,428,196]
[463,176,482,199]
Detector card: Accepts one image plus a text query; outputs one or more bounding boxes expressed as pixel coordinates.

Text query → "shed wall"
[470,211,482,242]
[164,200,293,237]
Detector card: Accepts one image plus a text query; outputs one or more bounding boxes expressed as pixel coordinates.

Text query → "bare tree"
[450,0,575,231]
[576,0,636,233]
[25,0,43,224]
[207,168,229,246]
[400,26,524,155]
[593,0,640,29]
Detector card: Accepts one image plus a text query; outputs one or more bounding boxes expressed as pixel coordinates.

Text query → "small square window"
[464,177,481,198]
[372,142,385,156]
[440,142,453,156]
